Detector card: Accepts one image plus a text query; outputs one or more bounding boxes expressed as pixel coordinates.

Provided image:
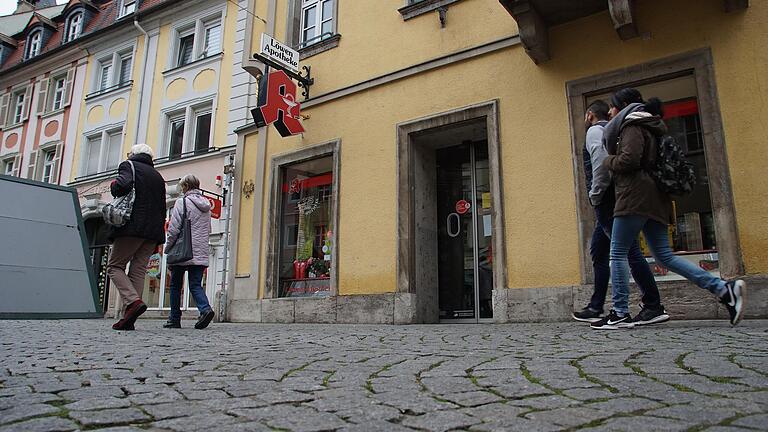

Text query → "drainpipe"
[133,17,149,143]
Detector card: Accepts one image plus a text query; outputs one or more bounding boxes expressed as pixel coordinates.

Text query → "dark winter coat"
[603,111,674,225]
[108,153,167,244]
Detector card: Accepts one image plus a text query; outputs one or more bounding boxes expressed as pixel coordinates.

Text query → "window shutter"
[0,93,9,128]
[36,78,50,114]
[64,68,75,106]
[22,86,33,121]
[26,150,39,179]
[51,142,63,183]
[11,154,21,177]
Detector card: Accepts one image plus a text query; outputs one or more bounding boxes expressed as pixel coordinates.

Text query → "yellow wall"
[143,24,171,155]
[237,0,768,297]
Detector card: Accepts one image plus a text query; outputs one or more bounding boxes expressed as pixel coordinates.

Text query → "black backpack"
[648,134,697,196]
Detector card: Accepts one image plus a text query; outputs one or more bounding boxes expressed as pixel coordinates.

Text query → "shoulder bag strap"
[127,161,136,192]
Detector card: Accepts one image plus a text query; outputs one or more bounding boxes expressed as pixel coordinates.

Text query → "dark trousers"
[588,199,661,311]
[168,265,212,322]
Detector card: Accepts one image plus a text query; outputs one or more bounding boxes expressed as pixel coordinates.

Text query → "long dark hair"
[611,87,664,117]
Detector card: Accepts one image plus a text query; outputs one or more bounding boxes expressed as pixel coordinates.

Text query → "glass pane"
[303,27,316,44]
[278,156,333,298]
[106,132,122,170]
[86,137,101,175]
[162,267,174,309]
[473,143,493,319]
[436,144,475,319]
[142,249,162,308]
[177,35,194,66]
[585,75,719,282]
[321,21,332,36]
[100,64,111,90]
[169,118,184,158]
[194,112,211,153]
[119,55,132,84]
[302,6,316,42]
[322,0,333,20]
[204,25,221,56]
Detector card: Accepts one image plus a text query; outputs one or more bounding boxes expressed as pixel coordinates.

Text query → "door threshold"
[440,318,495,324]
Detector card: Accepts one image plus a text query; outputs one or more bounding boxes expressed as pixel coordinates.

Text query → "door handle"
[447,212,460,238]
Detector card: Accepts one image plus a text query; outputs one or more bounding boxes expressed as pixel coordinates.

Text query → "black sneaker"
[163,320,181,329]
[572,307,603,323]
[195,310,215,330]
[591,310,633,330]
[720,280,746,326]
[629,304,670,326]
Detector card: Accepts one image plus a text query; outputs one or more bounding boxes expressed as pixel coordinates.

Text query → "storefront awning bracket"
[252,52,314,99]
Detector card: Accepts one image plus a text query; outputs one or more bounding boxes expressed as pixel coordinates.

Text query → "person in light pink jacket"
[163,174,215,329]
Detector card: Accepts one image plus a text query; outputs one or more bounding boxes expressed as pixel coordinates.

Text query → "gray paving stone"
[578,415,696,431]
[64,397,132,411]
[401,410,480,432]
[649,405,741,424]
[732,413,768,429]
[151,413,243,431]
[0,417,78,432]
[0,403,59,424]
[525,406,608,428]
[69,408,150,427]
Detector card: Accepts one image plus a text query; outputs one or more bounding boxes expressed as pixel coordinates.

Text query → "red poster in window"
[252,70,305,137]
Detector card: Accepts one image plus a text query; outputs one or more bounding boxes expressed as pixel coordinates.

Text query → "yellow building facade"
[229,0,767,323]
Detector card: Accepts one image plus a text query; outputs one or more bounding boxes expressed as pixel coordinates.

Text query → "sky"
[0,0,68,17]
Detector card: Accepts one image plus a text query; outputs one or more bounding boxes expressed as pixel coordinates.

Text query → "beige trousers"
[107,236,156,307]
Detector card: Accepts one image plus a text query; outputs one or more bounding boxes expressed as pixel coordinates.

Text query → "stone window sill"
[299,34,341,60]
[398,0,461,21]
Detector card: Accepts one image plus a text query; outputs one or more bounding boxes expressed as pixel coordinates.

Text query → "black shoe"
[572,307,603,323]
[720,279,746,326]
[163,320,181,329]
[195,310,215,330]
[591,310,633,330]
[629,304,670,327]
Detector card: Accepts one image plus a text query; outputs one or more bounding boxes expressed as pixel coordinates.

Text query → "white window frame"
[170,11,223,69]
[80,128,124,176]
[13,91,25,124]
[66,12,84,42]
[2,157,15,176]
[162,101,215,158]
[40,147,56,183]
[299,0,336,47]
[92,48,134,93]
[26,30,42,59]
[119,0,136,18]
[51,76,67,111]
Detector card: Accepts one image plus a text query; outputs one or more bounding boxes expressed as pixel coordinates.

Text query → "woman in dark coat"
[590,88,746,329]
[106,143,166,331]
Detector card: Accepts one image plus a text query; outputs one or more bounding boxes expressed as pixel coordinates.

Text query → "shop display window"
[587,76,719,281]
[277,155,334,297]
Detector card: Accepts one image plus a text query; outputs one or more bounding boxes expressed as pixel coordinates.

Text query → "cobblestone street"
[1,319,767,432]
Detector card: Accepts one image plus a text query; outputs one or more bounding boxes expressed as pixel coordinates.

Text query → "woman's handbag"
[101,161,135,227]
[166,197,193,265]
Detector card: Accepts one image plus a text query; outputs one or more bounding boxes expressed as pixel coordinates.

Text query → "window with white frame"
[26,30,42,59]
[173,14,222,68]
[164,102,214,159]
[2,157,15,176]
[41,148,56,183]
[12,89,26,124]
[93,49,133,93]
[119,0,136,18]
[51,76,66,111]
[82,129,123,176]
[300,0,334,47]
[66,12,83,42]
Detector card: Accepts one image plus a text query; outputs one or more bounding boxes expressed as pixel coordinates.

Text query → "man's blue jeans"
[588,201,661,312]
[168,265,212,322]
[610,215,726,315]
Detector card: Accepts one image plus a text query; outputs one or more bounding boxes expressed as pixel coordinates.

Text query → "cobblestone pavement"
[1,319,767,432]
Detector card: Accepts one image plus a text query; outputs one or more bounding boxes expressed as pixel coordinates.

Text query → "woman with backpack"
[591,88,746,329]
[163,174,215,330]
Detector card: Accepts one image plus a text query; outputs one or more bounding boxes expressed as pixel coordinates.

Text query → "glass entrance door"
[436,141,494,322]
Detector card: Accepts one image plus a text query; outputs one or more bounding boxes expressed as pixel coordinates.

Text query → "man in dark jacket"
[106,143,166,330]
